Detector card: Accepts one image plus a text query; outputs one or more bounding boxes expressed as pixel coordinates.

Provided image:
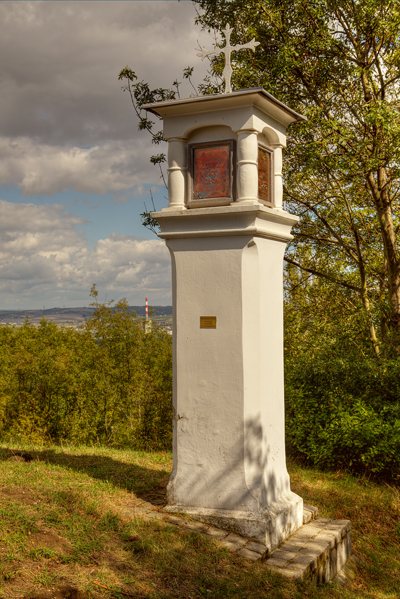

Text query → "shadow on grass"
[0,446,170,507]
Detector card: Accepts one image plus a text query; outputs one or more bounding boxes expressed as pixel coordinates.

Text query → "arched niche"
[188,125,234,144]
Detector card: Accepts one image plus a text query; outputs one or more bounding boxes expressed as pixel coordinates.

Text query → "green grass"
[0,444,398,598]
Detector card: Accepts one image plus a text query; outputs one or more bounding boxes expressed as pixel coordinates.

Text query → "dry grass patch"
[0,445,398,598]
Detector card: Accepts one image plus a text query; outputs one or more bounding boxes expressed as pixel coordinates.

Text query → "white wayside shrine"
[144,88,305,552]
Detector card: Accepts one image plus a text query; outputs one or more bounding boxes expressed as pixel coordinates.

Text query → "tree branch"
[284,256,362,292]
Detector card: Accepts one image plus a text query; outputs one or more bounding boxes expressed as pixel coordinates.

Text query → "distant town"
[0,306,173,333]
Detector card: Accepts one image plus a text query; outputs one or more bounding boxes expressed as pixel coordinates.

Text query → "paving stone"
[237,547,262,561]
[293,553,316,567]
[324,520,351,538]
[294,525,322,539]
[157,509,351,581]
[337,537,349,570]
[271,549,298,562]
[315,531,338,548]
[287,560,309,571]
[279,542,303,553]
[316,529,342,545]
[301,539,330,553]
[303,504,319,524]
[182,520,210,532]
[205,526,229,539]
[219,539,240,551]
[164,515,182,525]
[272,566,303,579]
[265,557,289,568]
[224,533,248,547]
[245,540,267,554]
[143,511,164,520]
[256,517,351,581]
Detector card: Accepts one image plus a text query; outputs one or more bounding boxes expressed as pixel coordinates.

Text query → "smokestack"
[145,296,149,321]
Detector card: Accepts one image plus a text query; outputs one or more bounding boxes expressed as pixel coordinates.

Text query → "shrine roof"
[143,88,306,127]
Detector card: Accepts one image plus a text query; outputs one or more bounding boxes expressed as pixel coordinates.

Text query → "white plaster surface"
[156,205,303,550]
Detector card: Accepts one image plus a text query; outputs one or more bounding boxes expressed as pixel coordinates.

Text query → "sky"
[0,0,213,309]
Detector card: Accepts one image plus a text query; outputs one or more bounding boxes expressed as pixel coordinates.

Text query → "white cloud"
[90,236,171,296]
[0,136,161,195]
[0,200,171,308]
[0,1,211,145]
[0,1,212,306]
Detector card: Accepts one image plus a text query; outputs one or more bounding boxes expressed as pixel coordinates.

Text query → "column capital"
[167,135,188,142]
[235,127,259,135]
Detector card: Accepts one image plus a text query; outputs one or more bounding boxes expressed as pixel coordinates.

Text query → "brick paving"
[135,501,351,582]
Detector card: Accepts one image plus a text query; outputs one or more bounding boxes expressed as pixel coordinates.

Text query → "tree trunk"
[367,169,400,341]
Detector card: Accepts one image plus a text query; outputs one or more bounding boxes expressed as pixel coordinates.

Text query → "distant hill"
[0,306,172,326]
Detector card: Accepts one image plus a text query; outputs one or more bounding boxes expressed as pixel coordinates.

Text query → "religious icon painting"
[189,141,235,207]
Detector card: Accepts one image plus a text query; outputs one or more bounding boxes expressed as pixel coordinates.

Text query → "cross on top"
[197,24,260,94]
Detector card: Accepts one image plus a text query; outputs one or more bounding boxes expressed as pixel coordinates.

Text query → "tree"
[0,291,173,450]
[85,287,172,449]
[193,0,400,355]
[118,2,400,477]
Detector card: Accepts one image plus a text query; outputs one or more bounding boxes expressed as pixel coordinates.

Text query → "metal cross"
[197,24,259,94]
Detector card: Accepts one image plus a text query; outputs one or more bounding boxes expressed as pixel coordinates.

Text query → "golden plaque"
[200,316,217,329]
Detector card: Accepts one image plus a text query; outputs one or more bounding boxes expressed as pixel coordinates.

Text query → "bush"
[0,302,172,450]
[285,330,400,481]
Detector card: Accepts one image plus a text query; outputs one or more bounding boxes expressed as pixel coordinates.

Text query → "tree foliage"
[116,1,400,479]
[192,0,400,478]
[194,0,400,356]
[0,296,172,450]
[284,272,400,480]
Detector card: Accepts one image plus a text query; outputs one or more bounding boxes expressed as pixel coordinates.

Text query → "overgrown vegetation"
[1,288,398,480]
[284,279,400,481]
[0,293,172,451]
[0,445,398,598]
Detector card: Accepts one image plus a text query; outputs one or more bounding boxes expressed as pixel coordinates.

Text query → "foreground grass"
[0,445,398,598]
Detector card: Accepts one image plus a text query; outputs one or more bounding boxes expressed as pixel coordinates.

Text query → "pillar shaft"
[236,129,259,203]
[156,206,303,552]
[272,144,283,209]
[167,138,187,209]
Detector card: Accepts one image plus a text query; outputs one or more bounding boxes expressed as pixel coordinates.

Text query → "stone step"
[161,504,351,583]
[264,518,351,583]
[303,503,319,524]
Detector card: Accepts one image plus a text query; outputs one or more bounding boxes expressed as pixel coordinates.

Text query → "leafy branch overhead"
[120,0,400,357]
[193,0,400,356]
[118,67,174,188]
[118,65,213,231]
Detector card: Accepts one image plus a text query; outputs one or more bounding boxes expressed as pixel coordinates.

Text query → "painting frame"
[258,144,274,206]
[188,140,235,208]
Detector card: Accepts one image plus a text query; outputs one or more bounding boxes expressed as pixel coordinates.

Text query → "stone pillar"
[236,129,259,203]
[156,205,303,552]
[144,88,308,553]
[167,137,187,210]
[272,144,284,209]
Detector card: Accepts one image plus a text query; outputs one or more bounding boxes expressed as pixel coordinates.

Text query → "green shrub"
[285,332,400,481]
[0,301,173,450]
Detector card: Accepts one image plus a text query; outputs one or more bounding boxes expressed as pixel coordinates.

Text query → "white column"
[272,144,283,209]
[167,137,187,210]
[236,129,259,204]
